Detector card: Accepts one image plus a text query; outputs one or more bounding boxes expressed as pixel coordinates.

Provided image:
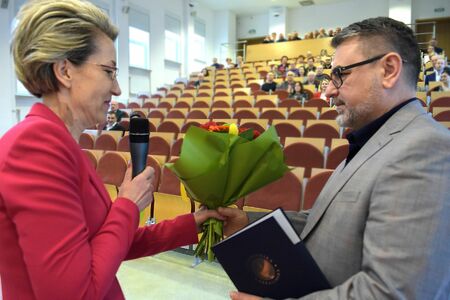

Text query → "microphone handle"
[130,142,148,178]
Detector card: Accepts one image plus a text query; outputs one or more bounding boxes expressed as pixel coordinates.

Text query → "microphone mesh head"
[129,117,149,143]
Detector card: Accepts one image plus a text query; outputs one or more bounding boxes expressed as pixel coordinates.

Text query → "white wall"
[0,6,17,135]
[214,10,237,63]
[412,0,450,21]
[287,0,389,36]
[237,13,269,39]
[389,0,412,25]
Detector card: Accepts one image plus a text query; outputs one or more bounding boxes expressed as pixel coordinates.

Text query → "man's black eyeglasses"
[330,53,387,89]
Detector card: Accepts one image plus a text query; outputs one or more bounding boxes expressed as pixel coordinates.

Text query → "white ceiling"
[193,0,349,17]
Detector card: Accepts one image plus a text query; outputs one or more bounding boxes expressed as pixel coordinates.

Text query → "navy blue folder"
[212,208,330,299]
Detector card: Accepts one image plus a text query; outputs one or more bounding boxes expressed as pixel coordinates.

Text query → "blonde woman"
[0,1,222,298]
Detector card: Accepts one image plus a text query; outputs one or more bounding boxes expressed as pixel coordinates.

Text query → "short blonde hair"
[11,0,118,98]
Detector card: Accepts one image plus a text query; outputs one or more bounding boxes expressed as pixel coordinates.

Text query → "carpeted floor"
[117,250,235,299]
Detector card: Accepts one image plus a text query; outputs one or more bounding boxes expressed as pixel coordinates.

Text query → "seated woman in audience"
[225,57,237,69]
[261,72,277,92]
[288,82,309,101]
[298,66,306,77]
[313,78,331,102]
[277,55,289,74]
[0,1,224,298]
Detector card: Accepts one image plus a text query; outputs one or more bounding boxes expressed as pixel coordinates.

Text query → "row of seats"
[82,149,335,224]
[80,129,350,177]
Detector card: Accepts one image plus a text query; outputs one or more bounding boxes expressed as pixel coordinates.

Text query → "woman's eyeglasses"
[87,62,119,81]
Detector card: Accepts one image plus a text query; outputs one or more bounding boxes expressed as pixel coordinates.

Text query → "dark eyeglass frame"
[330,53,387,89]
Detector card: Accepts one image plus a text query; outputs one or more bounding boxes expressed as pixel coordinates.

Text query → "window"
[165,15,181,63]
[190,19,206,73]
[129,26,150,69]
[129,8,150,70]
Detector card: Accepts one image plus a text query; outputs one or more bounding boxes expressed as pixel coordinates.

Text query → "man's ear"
[381,52,403,89]
[52,59,73,89]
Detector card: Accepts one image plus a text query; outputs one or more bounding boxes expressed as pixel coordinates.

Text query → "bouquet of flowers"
[165,121,288,261]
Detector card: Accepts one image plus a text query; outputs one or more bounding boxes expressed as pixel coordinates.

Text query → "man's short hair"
[331,17,421,88]
[107,111,116,115]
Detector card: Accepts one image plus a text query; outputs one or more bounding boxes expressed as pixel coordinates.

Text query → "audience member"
[313,78,331,101]
[262,35,272,44]
[296,55,306,66]
[271,32,277,42]
[425,57,450,85]
[429,38,443,54]
[288,82,309,101]
[438,71,450,91]
[305,57,317,73]
[278,55,289,75]
[328,28,335,37]
[223,17,450,300]
[287,62,300,76]
[315,65,327,81]
[304,71,320,90]
[110,100,126,122]
[322,56,332,69]
[103,111,125,131]
[211,57,223,69]
[278,71,296,90]
[277,33,287,42]
[261,72,277,92]
[194,73,208,87]
[236,56,244,68]
[225,58,237,69]
[292,32,302,40]
[423,45,436,64]
[298,66,306,77]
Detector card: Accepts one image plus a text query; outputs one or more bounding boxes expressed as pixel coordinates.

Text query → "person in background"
[425,57,450,85]
[288,81,309,101]
[236,56,244,68]
[222,16,450,300]
[292,32,302,40]
[430,71,450,92]
[296,55,306,67]
[211,57,223,69]
[262,35,272,44]
[423,45,436,65]
[261,72,277,92]
[277,55,289,75]
[304,71,320,90]
[298,66,306,77]
[103,111,126,131]
[328,28,335,37]
[194,72,208,88]
[429,38,443,55]
[110,100,126,122]
[0,1,224,298]
[277,33,287,42]
[225,57,237,69]
[322,56,332,69]
[278,71,296,91]
[313,78,331,101]
[270,32,277,42]
[287,62,300,76]
[305,57,317,73]
[315,65,327,82]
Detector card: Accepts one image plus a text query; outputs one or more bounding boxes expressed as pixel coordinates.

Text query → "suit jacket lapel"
[300,100,426,240]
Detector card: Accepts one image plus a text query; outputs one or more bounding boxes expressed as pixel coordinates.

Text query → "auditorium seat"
[303,168,333,210]
[94,133,118,151]
[278,99,302,110]
[96,151,128,199]
[166,109,187,119]
[304,98,330,109]
[233,108,258,120]
[319,107,338,120]
[303,120,340,147]
[288,107,318,123]
[82,149,102,169]
[244,167,304,211]
[79,132,95,149]
[326,139,349,169]
[157,119,184,133]
[239,119,268,133]
[433,107,450,122]
[284,137,326,177]
[272,120,302,144]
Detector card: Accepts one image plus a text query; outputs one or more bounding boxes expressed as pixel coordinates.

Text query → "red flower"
[198,121,261,140]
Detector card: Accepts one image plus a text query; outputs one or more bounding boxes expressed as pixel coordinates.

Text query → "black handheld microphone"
[129,116,150,178]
